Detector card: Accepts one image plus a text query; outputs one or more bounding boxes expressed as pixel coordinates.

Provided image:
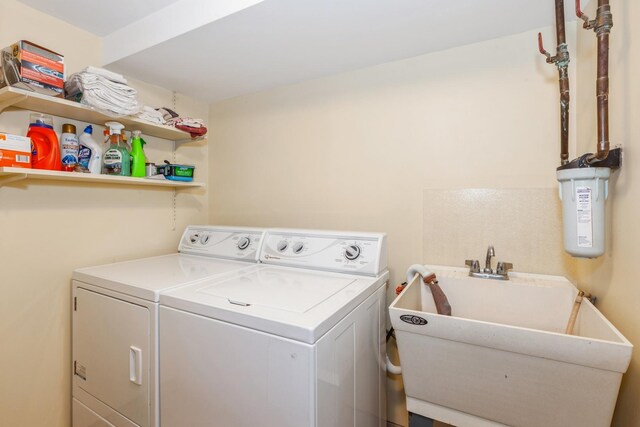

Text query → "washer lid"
[72,253,257,302]
[161,264,389,343]
[198,267,355,312]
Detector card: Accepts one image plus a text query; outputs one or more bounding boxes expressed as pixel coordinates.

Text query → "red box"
[1,40,64,97]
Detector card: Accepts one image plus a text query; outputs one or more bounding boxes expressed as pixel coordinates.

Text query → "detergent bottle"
[129,130,147,177]
[27,113,61,170]
[78,125,102,174]
[102,122,130,176]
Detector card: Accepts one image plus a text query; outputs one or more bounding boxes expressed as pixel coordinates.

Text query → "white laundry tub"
[389,265,632,427]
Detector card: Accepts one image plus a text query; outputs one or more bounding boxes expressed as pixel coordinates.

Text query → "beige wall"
[576,0,640,425]
[0,2,208,426]
[3,1,637,425]
[209,26,583,426]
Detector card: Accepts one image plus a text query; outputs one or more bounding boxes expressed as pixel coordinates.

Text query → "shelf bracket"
[0,93,27,114]
[0,173,28,187]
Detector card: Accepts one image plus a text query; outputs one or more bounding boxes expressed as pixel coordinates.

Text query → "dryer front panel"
[73,287,150,427]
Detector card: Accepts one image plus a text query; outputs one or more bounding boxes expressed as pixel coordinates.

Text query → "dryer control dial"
[292,242,305,254]
[277,240,289,252]
[237,236,251,250]
[199,233,210,245]
[188,233,200,244]
[344,244,361,261]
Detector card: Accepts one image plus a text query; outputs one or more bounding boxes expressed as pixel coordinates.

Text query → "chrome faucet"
[484,245,495,273]
[465,245,512,280]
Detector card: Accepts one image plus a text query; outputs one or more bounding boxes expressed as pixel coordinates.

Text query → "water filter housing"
[557,167,610,258]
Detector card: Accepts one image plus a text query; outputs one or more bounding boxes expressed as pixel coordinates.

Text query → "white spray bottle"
[78,125,103,174]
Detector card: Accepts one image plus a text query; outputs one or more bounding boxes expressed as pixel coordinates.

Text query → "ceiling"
[18,0,585,104]
[18,0,181,36]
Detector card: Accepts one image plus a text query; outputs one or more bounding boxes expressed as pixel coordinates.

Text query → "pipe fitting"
[595,5,613,34]
[555,43,571,69]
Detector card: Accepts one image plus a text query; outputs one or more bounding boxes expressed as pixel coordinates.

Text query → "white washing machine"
[71,225,266,427]
[159,228,389,427]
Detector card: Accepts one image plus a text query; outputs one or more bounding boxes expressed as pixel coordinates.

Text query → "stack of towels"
[156,107,208,138]
[135,106,166,125]
[166,117,208,138]
[65,66,142,116]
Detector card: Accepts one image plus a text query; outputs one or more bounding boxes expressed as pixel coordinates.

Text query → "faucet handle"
[465,259,480,272]
[496,262,513,275]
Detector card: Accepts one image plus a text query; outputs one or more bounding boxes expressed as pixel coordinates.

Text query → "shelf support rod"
[172,137,177,231]
[0,173,28,187]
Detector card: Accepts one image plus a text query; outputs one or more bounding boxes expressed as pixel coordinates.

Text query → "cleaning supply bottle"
[27,113,61,170]
[101,128,112,160]
[121,131,131,152]
[129,130,147,177]
[102,122,130,176]
[102,128,111,151]
[60,123,80,172]
[78,125,102,174]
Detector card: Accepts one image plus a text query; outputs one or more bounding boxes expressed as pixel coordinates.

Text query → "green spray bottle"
[103,121,130,176]
[130,130,147,177]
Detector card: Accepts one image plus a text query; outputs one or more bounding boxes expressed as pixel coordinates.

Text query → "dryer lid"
[73,254,257,302]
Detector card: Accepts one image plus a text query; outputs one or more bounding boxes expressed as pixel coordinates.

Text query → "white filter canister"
[557,167,610,258]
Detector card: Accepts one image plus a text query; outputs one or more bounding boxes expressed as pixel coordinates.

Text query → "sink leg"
[409,412,434,427]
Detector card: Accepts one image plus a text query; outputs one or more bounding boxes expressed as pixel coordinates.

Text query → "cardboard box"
[0,132,32,168]
[0,40,64,97]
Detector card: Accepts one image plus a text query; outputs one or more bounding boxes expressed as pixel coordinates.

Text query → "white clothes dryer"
[159,228,389,427]
[71,226,265,427]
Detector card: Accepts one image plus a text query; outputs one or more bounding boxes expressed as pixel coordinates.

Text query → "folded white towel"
[84,66,128,84]
[66,71,142,116]
[166,117,205,128]
[136,106,166,125]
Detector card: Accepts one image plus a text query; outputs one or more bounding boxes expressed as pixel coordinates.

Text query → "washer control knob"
[237,236,251,250]
[189,233,200,244]
[292,242,305,254]
[199,233,210,245]
[277,240,289,252]
[344,244,361,261]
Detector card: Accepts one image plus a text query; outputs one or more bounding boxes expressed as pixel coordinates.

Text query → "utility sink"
[389,265,632,427]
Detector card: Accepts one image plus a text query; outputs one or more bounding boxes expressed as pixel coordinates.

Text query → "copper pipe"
[539,0,571,165]
[555,0,567,45]
[583,0,613,164]
[556,0,570,165]
[558,55,570,166]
